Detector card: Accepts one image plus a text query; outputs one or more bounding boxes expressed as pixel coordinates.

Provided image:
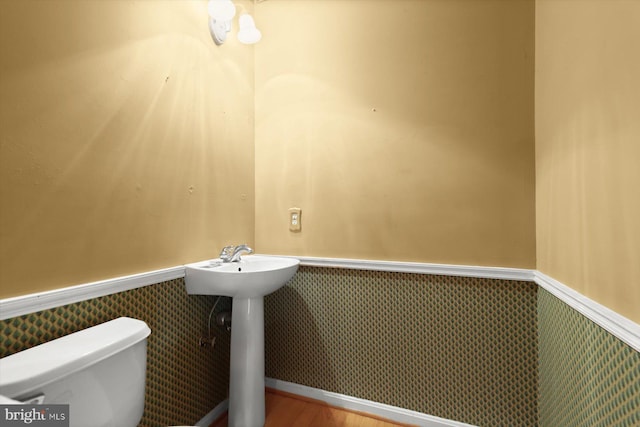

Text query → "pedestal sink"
[184,255,299,427]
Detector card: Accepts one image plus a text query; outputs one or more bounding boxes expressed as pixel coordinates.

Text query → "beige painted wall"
[536,0,640,323]
[8,0,635,326]
[0,0,255,298]
[254,0,536,267]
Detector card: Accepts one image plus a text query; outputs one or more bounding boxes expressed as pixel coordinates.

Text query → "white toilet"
[0,317,197,427]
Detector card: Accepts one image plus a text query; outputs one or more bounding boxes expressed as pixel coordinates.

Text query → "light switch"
[289,207,301,232]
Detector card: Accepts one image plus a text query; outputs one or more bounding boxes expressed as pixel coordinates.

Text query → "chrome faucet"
[219,244,253,262]
[219,245,235,262]
[230,244,253,262]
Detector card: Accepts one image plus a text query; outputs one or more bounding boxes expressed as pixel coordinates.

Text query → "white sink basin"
[185,255,299,298]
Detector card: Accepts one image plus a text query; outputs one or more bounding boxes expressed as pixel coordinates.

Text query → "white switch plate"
[289,207,301,232]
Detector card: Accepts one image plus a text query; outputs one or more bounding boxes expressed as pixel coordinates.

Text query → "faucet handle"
[219,245,234,262]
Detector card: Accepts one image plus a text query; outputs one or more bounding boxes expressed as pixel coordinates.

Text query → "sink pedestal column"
[228,297,265,427]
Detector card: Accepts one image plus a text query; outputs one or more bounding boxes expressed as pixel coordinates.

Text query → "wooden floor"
[209,389,411,427]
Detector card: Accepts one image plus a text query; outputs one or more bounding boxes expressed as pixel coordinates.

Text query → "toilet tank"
[0,317,151,427]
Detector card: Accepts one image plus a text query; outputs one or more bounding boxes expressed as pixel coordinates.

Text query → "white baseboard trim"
[0,266,185,320]
[534,271,640,353]
[195,398,228,427]
[265,378,477,427]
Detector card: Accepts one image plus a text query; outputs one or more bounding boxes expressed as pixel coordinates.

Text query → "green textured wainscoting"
[264,266,539,426]
[0,279,231,427]
[4,269,638,427]
[538,288,640,427]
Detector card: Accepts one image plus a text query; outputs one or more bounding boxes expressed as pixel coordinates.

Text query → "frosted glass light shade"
[237,14,262,44]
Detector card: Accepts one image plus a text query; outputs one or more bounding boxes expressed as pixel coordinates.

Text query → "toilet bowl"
[0,317,198,427]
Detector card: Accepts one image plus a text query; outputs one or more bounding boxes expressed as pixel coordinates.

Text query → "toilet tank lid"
[0,317,151,398]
